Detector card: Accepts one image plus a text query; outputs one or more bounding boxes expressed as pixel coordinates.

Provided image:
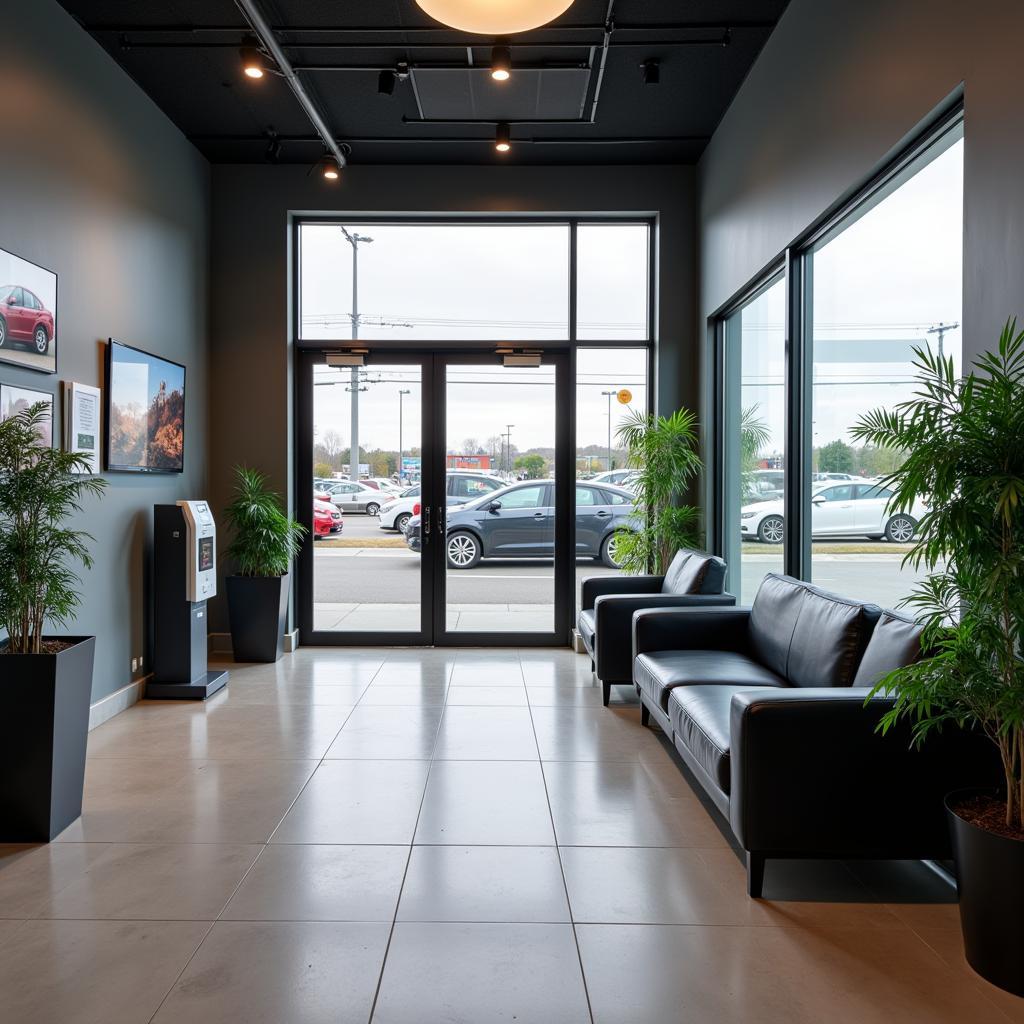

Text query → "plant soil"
[0,639,75,655]
[952,793,1024,842]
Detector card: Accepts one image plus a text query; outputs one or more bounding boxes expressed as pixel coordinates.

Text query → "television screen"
[106,340,185,473]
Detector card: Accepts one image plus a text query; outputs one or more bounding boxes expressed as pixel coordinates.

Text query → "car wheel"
[884,514,916,543]
[757,515,784,544]
[447,531,481,569]
[365,502,380,517]
[601,531,628,569]
[395,512,411,533]
[34,325,49,355]
[0,317,6,347]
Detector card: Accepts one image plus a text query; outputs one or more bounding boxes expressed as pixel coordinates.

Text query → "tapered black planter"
[0,636,95,842]
[226,573,290,663]
[947,788,1024,996]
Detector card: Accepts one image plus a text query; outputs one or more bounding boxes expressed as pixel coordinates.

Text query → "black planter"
[0,636,95,842]
[947,787,1024,996]
[226,573,290,663]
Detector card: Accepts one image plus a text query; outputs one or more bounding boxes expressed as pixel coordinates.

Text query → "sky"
[740,134,964,455]
[305,223,650,454]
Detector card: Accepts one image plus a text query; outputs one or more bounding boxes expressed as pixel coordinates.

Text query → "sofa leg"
[602,679,611,706]
[746,852,766,899]
[640,702,650,727]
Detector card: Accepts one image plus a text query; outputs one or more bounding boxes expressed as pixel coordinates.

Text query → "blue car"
[405,480,636,569]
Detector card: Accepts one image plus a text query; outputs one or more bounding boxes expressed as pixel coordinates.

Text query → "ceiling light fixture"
[378,69,397,96]
[640,58,660,85]
[495,123,511,153]
[239,35,265,79]
[321,155,341,180]
[490,44,511,82]
[415,0,576,35]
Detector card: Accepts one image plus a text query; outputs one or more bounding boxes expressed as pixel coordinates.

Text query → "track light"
[490,45,512,82]
[265,134,282,163]
[321,155,341,180]
[495,123,511,153]
[640,59,660,85]
[240,36,265,79]
[378,69,397,96]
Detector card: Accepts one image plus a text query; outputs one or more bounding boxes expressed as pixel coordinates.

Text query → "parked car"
[0,285,54,354]
[589,468,635,487]
[360,477,402,493]
[740,481,926,543]
[812,471,861,482]
[322,480,386,516]
[405,480,636,569]
[378,472,506,533]
[313,498,343,538]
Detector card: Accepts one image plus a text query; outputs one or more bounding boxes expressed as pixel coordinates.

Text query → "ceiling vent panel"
[410,67,590,120]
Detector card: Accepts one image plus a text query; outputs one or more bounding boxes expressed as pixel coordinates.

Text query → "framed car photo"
[0,246,57,374]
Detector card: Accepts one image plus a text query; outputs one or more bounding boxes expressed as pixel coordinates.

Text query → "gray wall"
[209,163,696,632]
[698,0,1024,361]
[0,1,210,702]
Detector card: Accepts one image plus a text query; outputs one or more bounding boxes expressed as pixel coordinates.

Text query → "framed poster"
[0,246,57,375]
[0,382,54,446]
[64,381,102,474]
[105,339,185,473]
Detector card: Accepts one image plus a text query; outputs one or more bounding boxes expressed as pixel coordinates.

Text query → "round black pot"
[947,787,1024,996]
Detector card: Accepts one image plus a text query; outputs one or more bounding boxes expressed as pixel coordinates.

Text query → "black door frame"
[296,346,573,647]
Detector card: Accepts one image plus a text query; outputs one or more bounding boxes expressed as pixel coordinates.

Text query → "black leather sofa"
[632,573,999,897]
[578,549,735,706]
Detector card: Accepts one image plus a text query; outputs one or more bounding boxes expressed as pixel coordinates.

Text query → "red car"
[0,285,54,355]
[313,498,343,538]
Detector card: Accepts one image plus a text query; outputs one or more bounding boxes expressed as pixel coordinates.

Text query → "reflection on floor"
[314,603,554,633]
[0,647,1019,1023]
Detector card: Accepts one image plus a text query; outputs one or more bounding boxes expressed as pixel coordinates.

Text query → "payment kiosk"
[149,501,229,699]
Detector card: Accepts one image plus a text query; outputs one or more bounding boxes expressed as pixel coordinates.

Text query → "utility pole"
[926,321,959,362]
[340,227,373,478]
[398,389,410,483]
[601,390,616,471]
[505,424,515,477]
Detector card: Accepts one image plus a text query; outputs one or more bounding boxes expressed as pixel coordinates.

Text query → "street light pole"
[505,424,515,477]
[601,390,616,471]
[926,321,959,362]
[340,227,373,478]
[398,389,410,483]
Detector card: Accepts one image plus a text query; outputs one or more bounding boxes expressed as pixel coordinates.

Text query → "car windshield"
[401,485,420,497]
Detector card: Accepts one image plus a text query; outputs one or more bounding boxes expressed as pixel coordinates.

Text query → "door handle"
[423,505,431,541]
[437,507,445,535]
[595,510,609,517]
[533,512,545,519]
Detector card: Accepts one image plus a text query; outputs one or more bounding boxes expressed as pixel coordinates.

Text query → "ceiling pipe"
[232,0,347,169]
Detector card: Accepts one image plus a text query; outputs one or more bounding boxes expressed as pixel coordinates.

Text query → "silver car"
[323,481,385,516]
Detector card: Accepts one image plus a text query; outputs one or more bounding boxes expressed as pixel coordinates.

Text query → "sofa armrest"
[728,688,1000,857]
[632,606,752,659]
[580,574,664,611]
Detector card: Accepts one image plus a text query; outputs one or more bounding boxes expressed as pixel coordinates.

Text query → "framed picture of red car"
[0,246,57,375]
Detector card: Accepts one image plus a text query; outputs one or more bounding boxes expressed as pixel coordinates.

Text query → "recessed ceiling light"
[239,36,265,79]
[415,0,576,35]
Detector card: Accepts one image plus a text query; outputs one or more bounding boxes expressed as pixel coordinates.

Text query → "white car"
[590,468,635,487]
[362,477,403,494]
[378,472,506,532]
[741,481,926,544]
[378,484,422,533]
[323,480,386,516]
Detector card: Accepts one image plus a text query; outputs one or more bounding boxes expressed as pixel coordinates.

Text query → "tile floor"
[1,646,1022,1023]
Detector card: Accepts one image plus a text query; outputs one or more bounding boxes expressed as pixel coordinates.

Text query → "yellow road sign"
[616,388,633,405]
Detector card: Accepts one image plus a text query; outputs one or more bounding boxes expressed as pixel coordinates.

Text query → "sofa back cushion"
[853,611,924,687]
[787,585,881,687]
[748,574,806,678]
[662,550,727,596]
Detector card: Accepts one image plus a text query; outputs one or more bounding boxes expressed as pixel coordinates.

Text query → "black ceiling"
[58,0,789,166]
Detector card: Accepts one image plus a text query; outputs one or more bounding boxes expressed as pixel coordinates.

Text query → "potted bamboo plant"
[852,319,1024,995]
[613,407,703,573]
[223,466,305,663]
[0,401,106,841]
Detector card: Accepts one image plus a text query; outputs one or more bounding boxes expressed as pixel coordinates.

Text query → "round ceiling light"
[415,0,576,35]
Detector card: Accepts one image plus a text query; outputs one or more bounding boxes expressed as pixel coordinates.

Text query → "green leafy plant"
[614,407,703,574]
[0,402,106,654]
[740,405,771,498]
[852,319,1024,830]
[224,466,306,577]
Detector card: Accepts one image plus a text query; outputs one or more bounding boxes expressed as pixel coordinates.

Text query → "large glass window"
[807,127,963,606]
[723,276,786,604]
[576,224,650,340]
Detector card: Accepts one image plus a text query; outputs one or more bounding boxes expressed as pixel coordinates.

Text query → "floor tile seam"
[522,651,596,1024]
[144,918,217,1024]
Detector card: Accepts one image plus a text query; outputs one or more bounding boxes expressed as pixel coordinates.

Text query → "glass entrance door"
[433,354,570,644]
[298,352,434,644]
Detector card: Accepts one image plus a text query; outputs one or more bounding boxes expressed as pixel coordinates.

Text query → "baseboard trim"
[89,677,147,731]
[208,632,233,656]
[283,629,299,653]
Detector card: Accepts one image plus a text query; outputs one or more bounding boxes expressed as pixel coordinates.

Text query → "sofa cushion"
[853,610,923,687]
[635,650,786,711]
[577,608,596,655]
[668,684,763,796]
[787,586,880,688]
[661,550,729,596]
[748,574,806,678]
[661,551,695,594]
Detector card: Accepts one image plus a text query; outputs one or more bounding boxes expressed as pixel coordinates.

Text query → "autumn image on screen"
[108,341,185,472]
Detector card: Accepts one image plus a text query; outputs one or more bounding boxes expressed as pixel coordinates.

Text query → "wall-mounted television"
[105,340,185,473]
